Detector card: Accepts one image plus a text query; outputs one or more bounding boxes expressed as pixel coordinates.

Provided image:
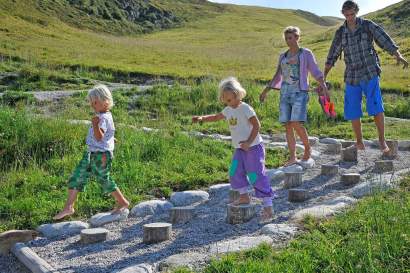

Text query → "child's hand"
[92,116,100,127]
[192,116,203,124]
[239,141,250,151]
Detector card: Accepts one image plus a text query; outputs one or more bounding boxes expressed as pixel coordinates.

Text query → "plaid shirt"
[326,18,399,85]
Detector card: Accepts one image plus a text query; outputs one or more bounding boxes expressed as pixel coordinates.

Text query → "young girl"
[260,26,329,167]
[192,77,275,220]
[54,85,129,220]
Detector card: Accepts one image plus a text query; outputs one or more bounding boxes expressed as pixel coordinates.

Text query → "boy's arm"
[92,116,105,141]
[192,113,225,123]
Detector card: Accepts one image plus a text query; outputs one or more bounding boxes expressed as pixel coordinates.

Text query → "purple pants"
[229,143,274,200]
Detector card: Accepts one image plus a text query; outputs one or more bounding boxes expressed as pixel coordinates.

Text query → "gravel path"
[2,140,410,273]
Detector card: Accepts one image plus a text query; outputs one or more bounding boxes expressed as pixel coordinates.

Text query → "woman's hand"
[259,88,269,103]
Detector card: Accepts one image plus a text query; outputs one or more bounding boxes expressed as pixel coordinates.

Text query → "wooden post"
[80,228,108,244]
[170,207,195,224]
[341,173,360,186]
[375,160,394,173]
[143,223,172,244]
[226,204,256,224]
[341,145,358,162]
[229,189,240,203]
[323,143,342,154]
[321,164,339,176]
[11,243,59,273]
[341,141,356,148]
[384,140,398,158]
[288,189,310,202]
[284,171,303,189]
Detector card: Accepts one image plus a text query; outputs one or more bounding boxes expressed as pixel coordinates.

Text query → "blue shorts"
[344,76,384,120]
[279,84,309,123]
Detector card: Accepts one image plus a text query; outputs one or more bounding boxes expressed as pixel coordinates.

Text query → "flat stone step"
[321,164,339,176]
[226,204,256,224]
[80,228,108,244]
[341,173,361,186]
[374,160,394,173]
[288,189,310,202]
[143,223,172,244]
[170,206,195,224]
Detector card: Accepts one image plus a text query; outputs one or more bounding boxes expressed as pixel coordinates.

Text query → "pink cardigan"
[269,48,324,91]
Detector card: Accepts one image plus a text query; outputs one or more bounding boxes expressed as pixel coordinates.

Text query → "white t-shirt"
[222,102,263,149]
[86,112,115,152]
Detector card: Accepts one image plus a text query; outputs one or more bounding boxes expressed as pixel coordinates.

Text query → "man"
[324,0,408,155]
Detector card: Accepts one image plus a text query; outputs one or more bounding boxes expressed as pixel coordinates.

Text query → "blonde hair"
[88,84,114,109]
[283,26,301,39]
[218,77,246,103]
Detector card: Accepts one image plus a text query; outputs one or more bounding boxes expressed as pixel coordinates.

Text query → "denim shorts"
[344,76,384,120]
[279,84,309,123]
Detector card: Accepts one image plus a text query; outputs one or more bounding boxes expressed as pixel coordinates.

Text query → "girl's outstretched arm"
[192,113,225,123]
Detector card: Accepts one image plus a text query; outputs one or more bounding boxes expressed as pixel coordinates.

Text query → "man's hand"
[259,88,269,103]
[396,54,408,69]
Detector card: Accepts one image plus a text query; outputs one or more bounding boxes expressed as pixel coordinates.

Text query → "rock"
[341,173,361,186]
[283,171,303,189]
[398,140,410,151]
[226,204,256,224]
[36,221,89,238]
[311,149,321,160]
[323,143,342,154]
[90,209,129,227]
[170,206,195,224]
[321,164,339,176]
[319,138,341,145]
[112,263,153,273]
[208,183,231,194]
[209,236,273,254]
[170,190,209,206]
[130,200,173,217]
[351,179,394,198]
[297,158,315,169]
[266,142,287,150]
[266,169,285,182]
[374,160,394,173]
[159,253,208,271]
[80,228,108,244]
[291,196,356,221]
[143,223,172,244]
[260,224,299,240]
[271,134,286,142]
[280,164,304,173]
[308,136,319,146]
[0,230,38,255]
[341,145,358,162]
[288,189,310,202]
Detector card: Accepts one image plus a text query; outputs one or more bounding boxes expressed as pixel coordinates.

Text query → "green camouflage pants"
[68,151,117,194]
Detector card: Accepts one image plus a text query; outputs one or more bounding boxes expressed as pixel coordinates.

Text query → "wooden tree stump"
[11,243,59,273]
[341,173,361,186]
[170,206,195,224]
[321,164,339,176]
[341,145,358,162]
[80,228,108,244]
[143,223,172,244]
[288,189,310,202]
[226,204,256,224]
[323,143,342,154]
[375,160,394,173]
[229,189,240,203]
[284,171,303,189]
[384,140,398,158]
[341,141,356,148]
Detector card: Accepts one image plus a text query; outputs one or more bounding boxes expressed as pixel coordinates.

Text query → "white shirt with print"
[222,102,263,149]
[86,112,115,152]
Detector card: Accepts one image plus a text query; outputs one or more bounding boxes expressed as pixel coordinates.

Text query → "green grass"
[175,178,410,273]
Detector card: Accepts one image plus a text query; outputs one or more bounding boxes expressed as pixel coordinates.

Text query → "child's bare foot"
[111,201,129,214]
[283,158,298,167]
[260,206,273,222]
[302,147,312,161]
[53,208,75,220]
[356,142,365,150]
[230,194,251,206]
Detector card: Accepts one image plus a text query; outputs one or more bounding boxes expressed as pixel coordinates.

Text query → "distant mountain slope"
[294,10,342,26]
